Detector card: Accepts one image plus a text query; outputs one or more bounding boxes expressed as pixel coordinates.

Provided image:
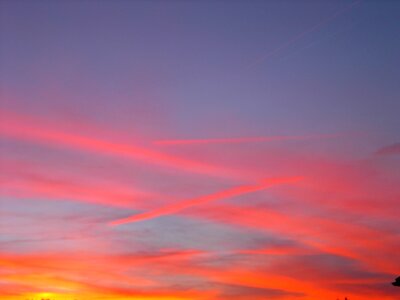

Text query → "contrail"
[109,176,303,226]
[154,133,341,146]
[248,0,363,68]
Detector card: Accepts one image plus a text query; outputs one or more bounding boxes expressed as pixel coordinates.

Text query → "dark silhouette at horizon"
[392,276,400,287]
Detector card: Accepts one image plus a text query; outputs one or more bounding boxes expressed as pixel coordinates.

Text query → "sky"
[0,0,399,299]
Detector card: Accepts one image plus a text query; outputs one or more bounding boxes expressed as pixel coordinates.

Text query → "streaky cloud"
[153,133,341,146]
[109,176,303,226]
[0,110,232,178]
[375,142,400,156]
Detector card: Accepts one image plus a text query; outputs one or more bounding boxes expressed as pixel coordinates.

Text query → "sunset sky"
[1,0,399,299]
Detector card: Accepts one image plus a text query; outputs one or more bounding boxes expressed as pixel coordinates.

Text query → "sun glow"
[26,292,55,299]
[19,292,73,300]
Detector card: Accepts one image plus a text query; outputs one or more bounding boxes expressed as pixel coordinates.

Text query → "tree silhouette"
[392,276,400,287]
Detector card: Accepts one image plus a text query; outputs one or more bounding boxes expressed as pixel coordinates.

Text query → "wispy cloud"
[153,134,340,146]
[374,142,400,156]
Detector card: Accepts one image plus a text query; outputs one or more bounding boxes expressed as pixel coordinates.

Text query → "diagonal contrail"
[109,176,303,226]
[248,0,363,68]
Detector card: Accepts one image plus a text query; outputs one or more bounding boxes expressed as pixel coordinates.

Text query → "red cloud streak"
[109,176,303,226]
[0,110,232,178]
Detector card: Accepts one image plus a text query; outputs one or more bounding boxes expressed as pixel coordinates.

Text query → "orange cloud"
[189,202,399,275]
[0,250,211,300]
